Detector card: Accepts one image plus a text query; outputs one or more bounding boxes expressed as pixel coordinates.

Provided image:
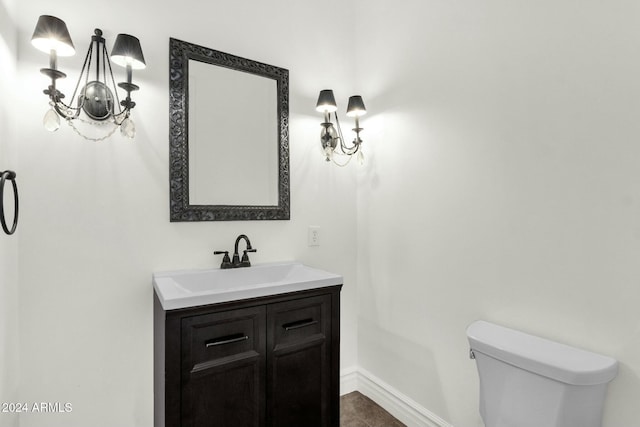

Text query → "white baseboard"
[339,366,359,395]
[340,367,454,427]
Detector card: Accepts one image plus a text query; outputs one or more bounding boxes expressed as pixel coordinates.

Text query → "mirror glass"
[169,38,290,221]
[188,61,278,206]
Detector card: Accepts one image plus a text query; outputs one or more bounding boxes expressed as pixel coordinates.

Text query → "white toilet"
[466,320,618,427]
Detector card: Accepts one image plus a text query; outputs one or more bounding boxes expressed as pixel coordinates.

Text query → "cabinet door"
[266,294,332,427]
[181,306,266,427]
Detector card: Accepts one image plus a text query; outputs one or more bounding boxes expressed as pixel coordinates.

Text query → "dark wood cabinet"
[155,285,342,427]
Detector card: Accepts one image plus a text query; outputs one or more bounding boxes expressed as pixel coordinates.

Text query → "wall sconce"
[31,15,146,141]
[316,89,367,166]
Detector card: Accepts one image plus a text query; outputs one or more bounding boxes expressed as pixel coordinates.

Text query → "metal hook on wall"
[0,170,19,235]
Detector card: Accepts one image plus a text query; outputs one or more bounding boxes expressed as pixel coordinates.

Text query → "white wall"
[14,1,358,426]
[14,1,640,426]
[0,0,19,425]
[355,1,640,426]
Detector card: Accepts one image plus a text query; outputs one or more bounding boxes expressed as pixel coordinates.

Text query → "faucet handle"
[240,248,257,267]
[214,251,232,269]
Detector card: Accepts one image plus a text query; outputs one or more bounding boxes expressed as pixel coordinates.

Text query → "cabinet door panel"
[267,295,331,427]
[187,354,262,427]
[182,306,266,427]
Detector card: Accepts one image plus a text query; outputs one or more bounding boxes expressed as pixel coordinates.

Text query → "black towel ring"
[0,170,18,235]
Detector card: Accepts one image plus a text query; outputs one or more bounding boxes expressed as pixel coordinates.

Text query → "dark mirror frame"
[169,38,290,221]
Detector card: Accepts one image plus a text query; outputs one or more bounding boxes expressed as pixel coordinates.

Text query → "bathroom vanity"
[153,262,342,427]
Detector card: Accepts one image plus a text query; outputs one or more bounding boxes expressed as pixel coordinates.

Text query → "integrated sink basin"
[153,261,343,310]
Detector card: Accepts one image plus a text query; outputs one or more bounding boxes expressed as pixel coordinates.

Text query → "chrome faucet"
[214,234,257,269]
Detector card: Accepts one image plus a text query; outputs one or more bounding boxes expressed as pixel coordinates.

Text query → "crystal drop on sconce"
[324,146,334,162]
[43,108,60,132]
[120,117,136,139]
[320,124,338,161]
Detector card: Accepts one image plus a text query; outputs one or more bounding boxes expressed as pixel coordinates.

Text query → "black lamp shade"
[346,95,366,117]
[31,15,75,57]
[316,89,338,113]
[111,34,146,70]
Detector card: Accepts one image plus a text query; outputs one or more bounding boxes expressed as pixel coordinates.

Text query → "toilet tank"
[466,321,618,427]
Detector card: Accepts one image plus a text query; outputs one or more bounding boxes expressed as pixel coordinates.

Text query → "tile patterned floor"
[340,391,406,427]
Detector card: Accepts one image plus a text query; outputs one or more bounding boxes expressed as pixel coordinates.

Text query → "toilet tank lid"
[466,320,618,386]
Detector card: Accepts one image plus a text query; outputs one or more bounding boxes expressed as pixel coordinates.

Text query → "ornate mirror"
[169,38,290,221]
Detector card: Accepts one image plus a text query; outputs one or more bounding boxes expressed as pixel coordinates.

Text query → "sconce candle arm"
[334,113,361,154]
[117,64,139,111]
[49,49,57,71]
[44,41,93,118]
